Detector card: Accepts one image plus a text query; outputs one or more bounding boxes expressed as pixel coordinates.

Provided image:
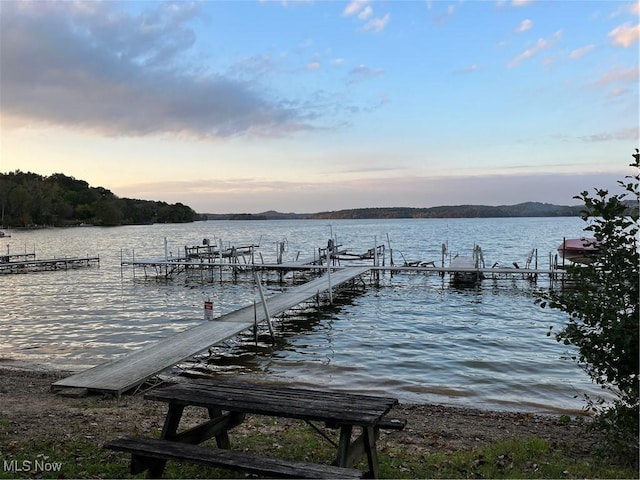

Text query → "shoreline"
[0,365,604,460]
[0,357,592,418]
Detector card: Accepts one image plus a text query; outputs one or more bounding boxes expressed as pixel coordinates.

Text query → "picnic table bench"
[105,380,406,478]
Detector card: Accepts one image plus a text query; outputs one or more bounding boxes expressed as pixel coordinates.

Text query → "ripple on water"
[0,218,611,413]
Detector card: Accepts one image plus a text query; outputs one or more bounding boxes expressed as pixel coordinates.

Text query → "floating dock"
[51,266,370,396]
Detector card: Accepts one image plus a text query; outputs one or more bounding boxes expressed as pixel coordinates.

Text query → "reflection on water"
[0,218,610,414]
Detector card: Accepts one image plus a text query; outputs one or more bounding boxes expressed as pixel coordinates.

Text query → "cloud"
[608,23,640,47]
[343,0,370,17]
[347,65,385,84]
[508,30,562,67]
[229,54,281,79]
[307,61,321,71]
[511,0,535,6]
[580,127,639,142]
[117,170,629,213]
[361,13,390,33]
[454,64,480,74]
[515,19,533,33]
[432,4,457,25]
[358,5,373,20]
[590,66,639,88]
[495,0,534,7]
[274,0,314,6]
[0,1,317,138]
[608,87,629,97]
[569,44,595,59]
[343,0,389,33]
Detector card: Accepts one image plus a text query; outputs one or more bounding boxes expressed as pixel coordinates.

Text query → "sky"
[0,0,638,214]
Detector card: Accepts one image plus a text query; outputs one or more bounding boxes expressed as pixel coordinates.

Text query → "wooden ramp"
[51,266,370,396]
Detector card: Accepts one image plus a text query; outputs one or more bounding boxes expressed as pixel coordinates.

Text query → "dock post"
[327,263,333,304]
[219,239,224,282]
[254,272,275,342]
[253,300,258,346]
[373,237,380,284]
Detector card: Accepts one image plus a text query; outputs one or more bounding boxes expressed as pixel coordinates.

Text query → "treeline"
[203,211,296,220]
[203,202,589,220]
[0,171,199,227]
[307,202,585,219]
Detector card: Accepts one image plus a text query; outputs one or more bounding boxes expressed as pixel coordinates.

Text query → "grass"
[380,437,634,479]
[0,416,636,479]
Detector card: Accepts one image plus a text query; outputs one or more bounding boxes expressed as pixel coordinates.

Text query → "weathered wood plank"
[104,435,363,479]
[145,381,398,427]
[173,412,245,445]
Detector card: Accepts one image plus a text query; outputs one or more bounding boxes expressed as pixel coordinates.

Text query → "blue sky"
[1,0,638,213]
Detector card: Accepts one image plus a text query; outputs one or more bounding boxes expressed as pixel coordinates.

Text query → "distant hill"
[307,202,585,219]
[203,202,586,220]
[203,210,304,220]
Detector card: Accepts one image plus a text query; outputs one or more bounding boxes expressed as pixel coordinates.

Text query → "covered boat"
[557,237,600,264]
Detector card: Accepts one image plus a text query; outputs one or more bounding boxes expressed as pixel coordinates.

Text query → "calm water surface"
[0,218,610,413]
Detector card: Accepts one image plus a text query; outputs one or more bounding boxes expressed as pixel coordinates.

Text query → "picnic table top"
[145,380,398,427]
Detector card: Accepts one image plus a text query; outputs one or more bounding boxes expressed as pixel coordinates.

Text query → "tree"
[0,171,198,226]
[538,150,639,463]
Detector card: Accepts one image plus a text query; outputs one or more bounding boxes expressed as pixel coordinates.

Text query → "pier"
[0,254,99,274]
[51,237,569,395]
[122,240,565,284]
[52,266,370,396]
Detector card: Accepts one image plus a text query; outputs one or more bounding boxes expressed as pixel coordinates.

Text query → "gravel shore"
[0,362,604,466]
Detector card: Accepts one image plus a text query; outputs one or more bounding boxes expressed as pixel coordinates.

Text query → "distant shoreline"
[201,202,585,220]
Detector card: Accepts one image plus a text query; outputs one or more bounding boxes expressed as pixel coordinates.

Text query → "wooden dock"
[51,266,370,396]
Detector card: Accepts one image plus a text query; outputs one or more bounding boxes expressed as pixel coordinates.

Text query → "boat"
[0,231,10,238]
[557,237,599,264]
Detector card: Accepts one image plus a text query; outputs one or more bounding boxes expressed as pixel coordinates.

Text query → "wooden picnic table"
[105,380,405,478]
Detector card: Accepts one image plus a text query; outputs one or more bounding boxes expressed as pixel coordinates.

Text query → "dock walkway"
[0,255,99,274]
[52,266,370,396]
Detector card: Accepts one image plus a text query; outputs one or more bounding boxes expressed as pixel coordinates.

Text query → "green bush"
[538,149,639,465]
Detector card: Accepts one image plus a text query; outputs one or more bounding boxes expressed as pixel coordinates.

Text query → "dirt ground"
[0,362,606,465]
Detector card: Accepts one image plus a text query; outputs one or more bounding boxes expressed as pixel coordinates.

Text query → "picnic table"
[105,379,405,478]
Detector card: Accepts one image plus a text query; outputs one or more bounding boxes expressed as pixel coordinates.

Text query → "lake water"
[0,217,609,414]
